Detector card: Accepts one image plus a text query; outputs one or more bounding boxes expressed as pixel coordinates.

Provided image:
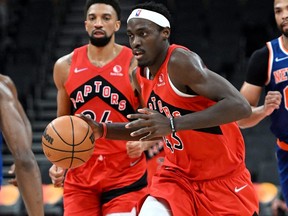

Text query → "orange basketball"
[42,115,95,169]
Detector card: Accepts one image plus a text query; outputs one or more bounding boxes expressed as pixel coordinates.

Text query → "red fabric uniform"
[136,44,259,215]
[63,45,147,215]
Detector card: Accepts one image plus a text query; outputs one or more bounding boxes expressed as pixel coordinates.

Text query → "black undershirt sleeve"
[245,46,269,87]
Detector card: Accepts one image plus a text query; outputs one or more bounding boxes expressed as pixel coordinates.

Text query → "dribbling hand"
[76,114,104,139]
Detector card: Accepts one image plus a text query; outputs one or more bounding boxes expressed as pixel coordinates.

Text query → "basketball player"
[79,1,259,215]
[0,74,44,216]
[48,0,153,215]
[237,0,288,211]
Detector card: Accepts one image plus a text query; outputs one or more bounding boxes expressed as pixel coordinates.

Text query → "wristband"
[101,123,107,138]
[169,117,176,133]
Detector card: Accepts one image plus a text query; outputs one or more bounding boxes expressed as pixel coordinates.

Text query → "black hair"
[131,1,172,26]
[84,0,121,20]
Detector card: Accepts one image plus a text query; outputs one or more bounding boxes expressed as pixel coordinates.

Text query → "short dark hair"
[131,1,172,26]
[84,0,121,20]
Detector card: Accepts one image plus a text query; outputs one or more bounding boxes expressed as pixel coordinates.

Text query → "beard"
[89,31,112,47]
[279,22,288,37]
[283,32,288,37]
[282,29,288,37]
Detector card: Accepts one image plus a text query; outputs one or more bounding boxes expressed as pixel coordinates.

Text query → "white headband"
[127,9,170,28]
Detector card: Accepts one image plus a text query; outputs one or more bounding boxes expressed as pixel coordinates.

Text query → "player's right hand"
[263,91,282,116]
[76,114,103,139]
[49,164,66,187]
[126,108,171,141]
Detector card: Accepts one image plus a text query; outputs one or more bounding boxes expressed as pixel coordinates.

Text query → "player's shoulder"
[249,46,269,65]
[116,44,133,55]
[55,52,73,66]
[0,74,15,89]
[0,74,12,84]
[0,74,16,99]
[170,44,197,59]
[53,52,74,75]
[169,45,201,70]
[115,43,135,66]
[252,45,269,59]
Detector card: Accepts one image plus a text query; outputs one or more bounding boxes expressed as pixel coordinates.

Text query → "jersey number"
[285,86,288,111]
[82,110,111,123]
[165,132,183,153]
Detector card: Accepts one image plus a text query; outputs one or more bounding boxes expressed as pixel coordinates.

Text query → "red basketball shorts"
[138,165,259,215]
[63,152,148,216]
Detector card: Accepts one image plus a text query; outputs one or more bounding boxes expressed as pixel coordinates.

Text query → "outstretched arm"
[77,56,146,141]
[0,75,44,216]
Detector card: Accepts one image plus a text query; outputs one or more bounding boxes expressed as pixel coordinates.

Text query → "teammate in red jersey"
[124,2,259,215]
[79,2,259,215]
[76,1,260,215]
[48,0,151,215]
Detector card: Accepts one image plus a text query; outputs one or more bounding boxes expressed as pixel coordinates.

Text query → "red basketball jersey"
[136,44,246,180]
[65,45,139,154]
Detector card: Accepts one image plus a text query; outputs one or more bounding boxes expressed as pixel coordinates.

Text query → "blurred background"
[0,0,282,215]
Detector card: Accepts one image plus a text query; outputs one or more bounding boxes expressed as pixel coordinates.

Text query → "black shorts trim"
[100,171,147,205]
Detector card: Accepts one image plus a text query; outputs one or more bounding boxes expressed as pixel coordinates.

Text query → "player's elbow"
[242,102,252,118]
[13,150,37,170]
[236,119,249,129]
[234,98,252,120]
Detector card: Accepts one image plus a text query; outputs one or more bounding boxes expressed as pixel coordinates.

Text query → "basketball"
[42,115,95,169]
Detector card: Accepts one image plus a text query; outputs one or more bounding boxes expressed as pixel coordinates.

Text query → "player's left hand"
[126,141,145,158]
[126,140,161,158]
[126,108,172,141]
[8,163,18,186]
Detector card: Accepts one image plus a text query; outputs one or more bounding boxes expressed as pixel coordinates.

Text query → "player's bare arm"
[0,75,32,141]
[53,53,74,116]
[237,82,282,128]
[0,75,44,216]
[49,54,73,186]
[128,56,138,91]
[129,57,147,109]
[78,113,145,141]
[2,76,33,186]
[169,48,252,125]
[126,48,252,140]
